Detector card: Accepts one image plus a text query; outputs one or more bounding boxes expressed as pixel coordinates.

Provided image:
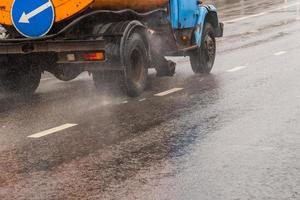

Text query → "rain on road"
[0,0,300,199]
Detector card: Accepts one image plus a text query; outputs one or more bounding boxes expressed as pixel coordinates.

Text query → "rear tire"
[93,23,149,97]
[190,23,216,74]
[122,28,149,97]
[0,62,41,96]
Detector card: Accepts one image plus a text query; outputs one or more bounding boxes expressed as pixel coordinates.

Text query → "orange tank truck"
[0,0,169,26]
[0,0,223,98]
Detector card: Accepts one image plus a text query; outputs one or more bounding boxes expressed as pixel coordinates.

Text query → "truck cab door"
[170,0,199,29]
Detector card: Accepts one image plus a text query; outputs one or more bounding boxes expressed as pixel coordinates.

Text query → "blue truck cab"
[149,0,223,76]
[170,0,223,45]
[0,0,223,97]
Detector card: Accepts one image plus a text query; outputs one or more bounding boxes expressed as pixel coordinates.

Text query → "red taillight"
[82,52,105,61]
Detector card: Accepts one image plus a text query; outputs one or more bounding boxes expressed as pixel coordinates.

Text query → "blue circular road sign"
[11,0,55,38]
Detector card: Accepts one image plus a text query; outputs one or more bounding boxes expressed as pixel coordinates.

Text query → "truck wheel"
[190,23,216,74]
[122,28,149,97]
[0,64,41,95]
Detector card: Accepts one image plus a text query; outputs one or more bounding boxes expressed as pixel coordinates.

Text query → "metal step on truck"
[0,0,223,97]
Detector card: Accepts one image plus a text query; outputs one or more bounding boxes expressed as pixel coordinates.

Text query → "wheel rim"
[203,33,216,68]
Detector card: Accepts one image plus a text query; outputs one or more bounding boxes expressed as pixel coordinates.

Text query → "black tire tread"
[190,23,216,74]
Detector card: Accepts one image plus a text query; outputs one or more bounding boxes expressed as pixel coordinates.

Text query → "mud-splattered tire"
[122,28,149,97]
[0,62,41,95]
[190,23,216,74]
[93,24,149,97]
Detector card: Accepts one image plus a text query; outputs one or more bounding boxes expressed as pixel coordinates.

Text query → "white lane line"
[41,77,53,81]
[274,51,287,56]
[227,66,247,72]
[121,100,128,104]
[139,98,146,102]
[155,88,184,97]
[224,2,300,23]
[28,124,78,138]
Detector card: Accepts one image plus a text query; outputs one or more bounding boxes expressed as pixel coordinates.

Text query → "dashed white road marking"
[225,12,267,23]
[155,88,184,97]
[274,51,287,56]
[224,2,300,23]
[28,124,78,138]
[227,66,247,73]
[41,77,53,81]
[139,98,146,102]
[121,100,128,104]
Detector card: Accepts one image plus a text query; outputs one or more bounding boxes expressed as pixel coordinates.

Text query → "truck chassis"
[0,4,223,96]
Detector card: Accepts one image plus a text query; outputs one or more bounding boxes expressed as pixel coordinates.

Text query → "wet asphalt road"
[1,0,300,199]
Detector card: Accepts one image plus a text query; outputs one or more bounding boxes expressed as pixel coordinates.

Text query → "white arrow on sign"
[18,2,52,23]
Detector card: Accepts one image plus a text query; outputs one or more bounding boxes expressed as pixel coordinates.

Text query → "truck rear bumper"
[0,39,105,54]
[0,39,125,71]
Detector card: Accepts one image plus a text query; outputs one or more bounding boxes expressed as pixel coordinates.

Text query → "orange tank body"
[0,0,168,26]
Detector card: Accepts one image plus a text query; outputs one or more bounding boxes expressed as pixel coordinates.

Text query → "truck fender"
[194,5,221,47]
[120,20,150,67]
[92,20,149,68]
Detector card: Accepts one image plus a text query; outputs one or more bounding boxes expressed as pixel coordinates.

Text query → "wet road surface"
[0,0,300,199]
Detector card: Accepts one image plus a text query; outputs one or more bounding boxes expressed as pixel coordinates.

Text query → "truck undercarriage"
[0,6,223,96]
